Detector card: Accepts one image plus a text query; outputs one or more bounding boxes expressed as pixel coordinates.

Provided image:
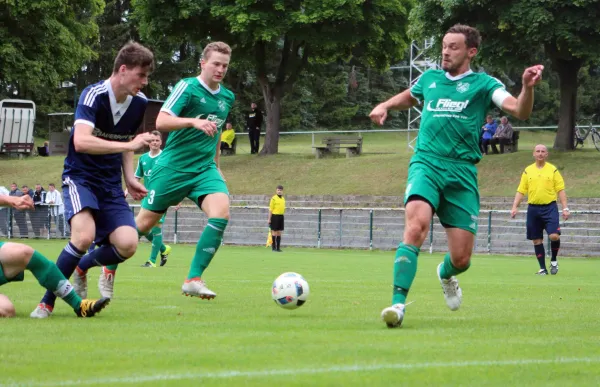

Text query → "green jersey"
[410,69,506,163]
[135,150,162,186]
[158,77,235,173]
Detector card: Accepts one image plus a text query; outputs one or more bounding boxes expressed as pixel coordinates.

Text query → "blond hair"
[202,42,232,61]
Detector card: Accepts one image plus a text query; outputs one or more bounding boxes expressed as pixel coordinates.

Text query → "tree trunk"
[552,57,581,151]
[259,82,283,155]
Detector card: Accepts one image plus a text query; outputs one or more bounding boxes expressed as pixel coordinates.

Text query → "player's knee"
[114,238,138,259]
[2,243,34,266]
[404,221,429,245]
[71,234,94,251]
[0,294,16,318]
[549,233,560,241]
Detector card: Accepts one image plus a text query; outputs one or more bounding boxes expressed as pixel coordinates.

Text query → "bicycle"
[574,115,600,151]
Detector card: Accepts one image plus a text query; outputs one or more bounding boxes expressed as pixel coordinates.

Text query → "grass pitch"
[1,240,599,386]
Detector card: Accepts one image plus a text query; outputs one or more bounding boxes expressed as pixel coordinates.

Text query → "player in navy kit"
[30,42,156,318]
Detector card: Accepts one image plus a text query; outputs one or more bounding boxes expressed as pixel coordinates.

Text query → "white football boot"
[98,267,115,299]
[30,303,53,319]
[437,263,462,311]
[181,279,216,300]
[381,303,405,328]
[72,269,88,299]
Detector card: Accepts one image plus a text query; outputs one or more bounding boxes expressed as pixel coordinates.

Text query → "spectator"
[480,115,497,155]
[220,122,236,154]
[45,183,65,237]
[9,183,28,238]
[246,102,263,154]
[32,184,47,237]
[0,185,8,236]
[491,116,514,154]
[268,185,286,252]
[21,185,33,198]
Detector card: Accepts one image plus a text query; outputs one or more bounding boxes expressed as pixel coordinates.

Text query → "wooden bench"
[503,130,520,153]
[221,137,237,156]
[313,136,363,159]
[1,143,34,159]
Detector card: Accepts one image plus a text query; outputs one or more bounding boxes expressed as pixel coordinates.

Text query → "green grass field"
[2,130,599,197]
[1,240,599,386]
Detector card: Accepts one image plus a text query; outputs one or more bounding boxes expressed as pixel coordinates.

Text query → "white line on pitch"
[3,356,599,386]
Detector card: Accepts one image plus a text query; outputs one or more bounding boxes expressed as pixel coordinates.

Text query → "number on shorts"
[148,190,155,204]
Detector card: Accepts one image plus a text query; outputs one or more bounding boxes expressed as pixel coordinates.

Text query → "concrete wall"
[153,196,600,257]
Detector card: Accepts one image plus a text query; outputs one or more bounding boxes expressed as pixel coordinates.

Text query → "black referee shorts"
[270,214,284,231]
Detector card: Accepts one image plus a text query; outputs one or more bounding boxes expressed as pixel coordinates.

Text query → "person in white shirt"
[45,183,65,237]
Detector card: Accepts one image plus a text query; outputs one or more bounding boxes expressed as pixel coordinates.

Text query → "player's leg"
[545,204,561,275]
[435,162,480,311]
[182,192,229,299]
[381,159,440,328]
[272,216,284,251]
[142,225,163,267]
[74,192,139,297]
[1,242,109,318]
[32,206,96,318]
[0,294,15,317]
[527,206,547,275]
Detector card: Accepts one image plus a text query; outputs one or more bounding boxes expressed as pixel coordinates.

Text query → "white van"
[0,99,36,155]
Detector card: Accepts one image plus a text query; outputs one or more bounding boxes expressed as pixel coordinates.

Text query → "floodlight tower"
[407,38,439,149]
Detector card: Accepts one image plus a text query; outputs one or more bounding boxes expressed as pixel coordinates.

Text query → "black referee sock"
[551,240,560,262]
[276,236,281,250]
[534,244,546,270]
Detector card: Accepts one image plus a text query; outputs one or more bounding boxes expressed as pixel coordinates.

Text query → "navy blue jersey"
[63,79,148,187]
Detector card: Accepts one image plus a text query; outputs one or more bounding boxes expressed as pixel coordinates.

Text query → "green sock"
[105,264,118,271]
[392,243,420,305]
[149,226,163,264]
[439,253,471,279]
[187,218,228,280]
[26,250,82,311]
[160,244,166,254]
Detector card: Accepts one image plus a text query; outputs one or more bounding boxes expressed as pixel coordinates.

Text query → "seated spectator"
[220,122,236,153]
[480,115,497,155]
[491,116,514,154]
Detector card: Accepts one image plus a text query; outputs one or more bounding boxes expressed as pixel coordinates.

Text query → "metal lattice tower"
[407,38,439,149]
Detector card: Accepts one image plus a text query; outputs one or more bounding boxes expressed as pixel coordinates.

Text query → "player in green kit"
[134,42,234,299]
[97,131,173,297]
[369,24,545,328]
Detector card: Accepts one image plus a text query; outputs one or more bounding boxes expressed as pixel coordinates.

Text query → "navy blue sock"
[534,244,546,270]
[77,245,127,272]
[40,242,85,307]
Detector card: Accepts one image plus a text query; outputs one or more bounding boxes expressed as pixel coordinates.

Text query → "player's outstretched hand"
[129,132,154,151]
[510,208,518,218]
[11,195,34,210]
[125,180,148,201]
[193,119,218,137]
[522,65,544,88]
[369,104,388,126]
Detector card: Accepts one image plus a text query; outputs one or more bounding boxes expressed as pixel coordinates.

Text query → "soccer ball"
[271,272,310,310]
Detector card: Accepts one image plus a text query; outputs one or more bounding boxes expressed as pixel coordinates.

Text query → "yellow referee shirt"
[269,195,286,215]
[517,162,565,205]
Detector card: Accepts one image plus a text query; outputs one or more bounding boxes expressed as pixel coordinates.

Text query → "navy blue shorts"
[526,202,561,240]
[63,177,135,245]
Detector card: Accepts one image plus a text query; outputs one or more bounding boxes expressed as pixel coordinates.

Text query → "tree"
[133,0,414,154]
[0,0,103,134]
[409,0,600,150]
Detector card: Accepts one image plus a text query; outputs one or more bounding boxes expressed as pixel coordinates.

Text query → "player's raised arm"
[369,89,420,126]
[500,65,544,120]
[155,111,217,136]
[73,124,152,154]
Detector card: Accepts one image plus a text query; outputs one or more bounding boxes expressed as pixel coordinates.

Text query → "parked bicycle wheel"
[573,130,582,148]
[592,130,600,151]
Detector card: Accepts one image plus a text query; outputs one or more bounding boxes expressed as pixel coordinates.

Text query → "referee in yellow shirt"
[511,145,570,275]
[268,185,286,252]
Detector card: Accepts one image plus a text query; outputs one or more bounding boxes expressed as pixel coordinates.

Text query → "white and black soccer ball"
[271,272,310,310]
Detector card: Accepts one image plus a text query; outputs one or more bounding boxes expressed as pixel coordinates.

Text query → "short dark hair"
[202,42,232,61]
[277,185,284,190]
[113,41,155,74]
[21,185,28,189]
[150,130,161,137]
[49,183,55,188]
[446,24,481,49]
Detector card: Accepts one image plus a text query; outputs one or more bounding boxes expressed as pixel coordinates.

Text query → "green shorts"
[158,212,166,224]
[0,241,25,286]
[404,153,480,234]
[143,164,229,211]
